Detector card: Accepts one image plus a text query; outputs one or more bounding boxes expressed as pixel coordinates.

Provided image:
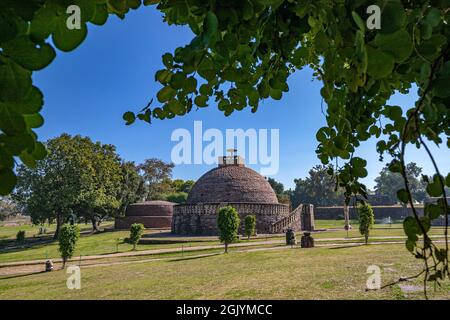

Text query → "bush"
[16,230,25,245]
[58,224,80,268]
[129,223,145,250]
[358,203,375,244]
[217,206,240,253]
[164,192,188,204]
[244,215,256,240]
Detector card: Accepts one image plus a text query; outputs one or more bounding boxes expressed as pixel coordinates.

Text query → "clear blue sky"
[33,6,449,190]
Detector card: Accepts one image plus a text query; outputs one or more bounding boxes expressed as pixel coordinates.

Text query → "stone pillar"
[300,232,314,248]
[301,204,315,231]
[285,228,296,245]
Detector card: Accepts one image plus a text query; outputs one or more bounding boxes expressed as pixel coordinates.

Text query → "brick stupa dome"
[187,165,278,204]
[171,153,294,235]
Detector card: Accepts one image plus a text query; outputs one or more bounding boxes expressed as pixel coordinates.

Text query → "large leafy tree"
[116,161,146,216]
[291,165,344,207]
[13,134,91,238]
[374,162,427,204]
[1,0,449,295]
[13,134,124,236]
[138,158,175,200]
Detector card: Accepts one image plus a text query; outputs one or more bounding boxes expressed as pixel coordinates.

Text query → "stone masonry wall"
[315,205,425,220]
[172,203,291,235]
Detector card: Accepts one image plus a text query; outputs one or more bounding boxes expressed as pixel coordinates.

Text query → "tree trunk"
[224,243,228,253]
[91,217,100,233]
[365,233,369,245]
[53,213,62,240]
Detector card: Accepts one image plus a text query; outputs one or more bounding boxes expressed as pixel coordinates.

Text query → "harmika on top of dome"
[187,162,278,204]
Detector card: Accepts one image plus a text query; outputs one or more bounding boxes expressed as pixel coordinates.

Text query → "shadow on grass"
[0,270,47,281]
[167,252,222,263]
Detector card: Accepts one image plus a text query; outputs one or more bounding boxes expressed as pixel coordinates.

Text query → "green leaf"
[122,111,136,125]
[366,47,395,79]
[170,72,186,90]
[242,0,254,20]
[380,0,406,34]
[144,0,160,5]
[157,86,176,103]
[19,150,36,168]
[351,11,365,32]
[396,189,409,203]
[24,113,44,128]
[405,239,416,252]
[52,17,88,52]
[0,10,19,43]
[424,8,441,28]
[31,142,47,160]
[202,12,219,46]
[91,4,109,25]
[0,168,17,196]
[194,95,208,107]
[0,58,32,102]
[0,105,26,135]
[374,29,412,62]
[0,86,43,115]
[403,216,421,238]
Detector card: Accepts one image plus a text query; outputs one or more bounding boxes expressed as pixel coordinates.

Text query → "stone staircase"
[269,205,303,234]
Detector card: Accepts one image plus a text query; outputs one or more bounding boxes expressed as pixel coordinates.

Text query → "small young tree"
[358,203,375,245]
[129,223,144,250]
[244,215,256,240]
[217,206,240,253]
[16,230,25,246]
[58,224,80,268]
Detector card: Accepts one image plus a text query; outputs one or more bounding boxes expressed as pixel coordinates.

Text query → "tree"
[374,162,427,205]
[1,0,448,294]
[13,135,89,238]
[164,192,188,204]
[358,203,375,244]
[58,224,80,268]
[16,230,25,246]
[170,179,195,193]
[244,215,256,240]
[291,165,343,208]
[129,223,144,251]
[267,178,291,205]
[138,158,175,200]
[115,161,146,217]
[0,196,19,221]
[217,206,240,253]
[13,134,124,236]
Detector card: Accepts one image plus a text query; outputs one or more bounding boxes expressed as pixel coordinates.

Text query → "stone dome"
[187,165,278,204]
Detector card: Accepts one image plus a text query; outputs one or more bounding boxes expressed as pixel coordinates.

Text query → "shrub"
[58,224,80,268]
[129,223,145,250]
[16,230,25,245]
[164,192,188,204]
[244,215,256,240]
[217,206,240,253]
[358,203,375,244]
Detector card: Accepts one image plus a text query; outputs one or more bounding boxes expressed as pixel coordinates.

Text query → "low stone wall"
[172,202,291,235]
[115,216,172,229]
[315,205,424,220]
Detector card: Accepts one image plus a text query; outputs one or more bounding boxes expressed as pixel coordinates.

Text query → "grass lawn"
[0,220,447,264]
[1,243,449,299]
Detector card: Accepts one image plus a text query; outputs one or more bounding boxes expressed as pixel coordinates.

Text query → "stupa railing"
[269,204,303,234]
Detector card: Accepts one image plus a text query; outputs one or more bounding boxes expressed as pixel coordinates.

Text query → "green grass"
[1,243,449,299]
[1,221,447,264]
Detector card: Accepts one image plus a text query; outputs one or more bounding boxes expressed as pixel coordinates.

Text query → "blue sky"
[33,6,449,190]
